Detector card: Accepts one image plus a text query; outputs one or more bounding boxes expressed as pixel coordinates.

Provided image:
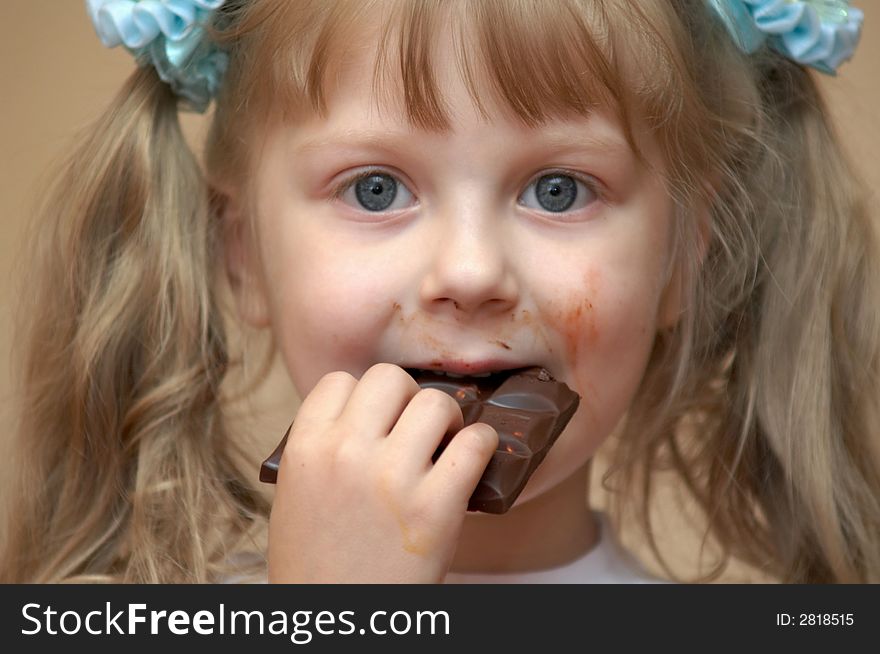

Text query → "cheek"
[537,264,662,429]
[262,228,404,393]
[518,265,663,505]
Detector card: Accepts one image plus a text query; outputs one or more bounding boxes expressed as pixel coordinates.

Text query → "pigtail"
[745,62,880,582]
[685,61,880,583]
[620,62,880,584]
[599,1,880,584]
[1,66,269,582]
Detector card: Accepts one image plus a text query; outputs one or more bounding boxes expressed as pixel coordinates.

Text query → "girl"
[2,0,878,583]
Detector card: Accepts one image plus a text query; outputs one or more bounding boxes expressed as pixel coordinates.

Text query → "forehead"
[272,0,668,136]
[227,0,690,184]
[292,4,670,172]
[313,21,614,141]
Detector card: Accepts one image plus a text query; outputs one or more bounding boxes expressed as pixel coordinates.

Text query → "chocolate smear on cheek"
[536,292,601,427]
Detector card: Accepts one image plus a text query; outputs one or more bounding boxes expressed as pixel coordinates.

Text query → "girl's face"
[232,32,681,509]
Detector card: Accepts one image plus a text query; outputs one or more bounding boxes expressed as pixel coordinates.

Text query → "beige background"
[2,2,878,580]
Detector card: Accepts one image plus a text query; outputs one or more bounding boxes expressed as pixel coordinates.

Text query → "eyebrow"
[294,131,412,154]
[292,129,632,158]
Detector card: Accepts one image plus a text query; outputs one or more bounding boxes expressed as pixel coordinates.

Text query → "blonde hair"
[3,0,878,583]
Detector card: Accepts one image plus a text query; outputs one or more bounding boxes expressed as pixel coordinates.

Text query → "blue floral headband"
[706,0,863,75]
[86,0,864,112]
[85,0,228,112]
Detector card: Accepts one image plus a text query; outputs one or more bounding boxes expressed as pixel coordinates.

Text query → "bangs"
[219,0,689,151]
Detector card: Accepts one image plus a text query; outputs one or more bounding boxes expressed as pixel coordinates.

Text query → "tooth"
[472,372,492,377]
[445,372,465,378]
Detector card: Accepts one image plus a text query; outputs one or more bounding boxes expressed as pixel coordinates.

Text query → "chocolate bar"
[259,366,579,514]
[406,367,579,513]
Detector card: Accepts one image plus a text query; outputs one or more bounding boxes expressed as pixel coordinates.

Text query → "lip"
[402,359,534,376]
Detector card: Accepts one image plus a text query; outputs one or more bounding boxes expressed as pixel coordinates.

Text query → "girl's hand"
[267,363,499,583]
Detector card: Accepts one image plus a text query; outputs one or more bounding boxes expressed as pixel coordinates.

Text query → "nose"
[418,206,519,318]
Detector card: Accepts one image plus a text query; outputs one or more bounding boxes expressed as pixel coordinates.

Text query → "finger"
[336,363,422,439]
[269,371,359,486]
[387,388,465,474]
[423,423,499,512]
[295,370,358,430]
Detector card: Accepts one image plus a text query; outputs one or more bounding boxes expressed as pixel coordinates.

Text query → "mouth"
[402,366,542,399]
[402,360,540,379]
[402,363,555,409]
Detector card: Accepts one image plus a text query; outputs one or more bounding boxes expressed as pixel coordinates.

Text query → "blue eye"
[518,172,597,213]
[333,170,417,212]
[331,168,598,215]
[356,174,396,211]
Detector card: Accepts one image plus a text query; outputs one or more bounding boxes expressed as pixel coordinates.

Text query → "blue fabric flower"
[706,0,863,74]
[86,0,228,112]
